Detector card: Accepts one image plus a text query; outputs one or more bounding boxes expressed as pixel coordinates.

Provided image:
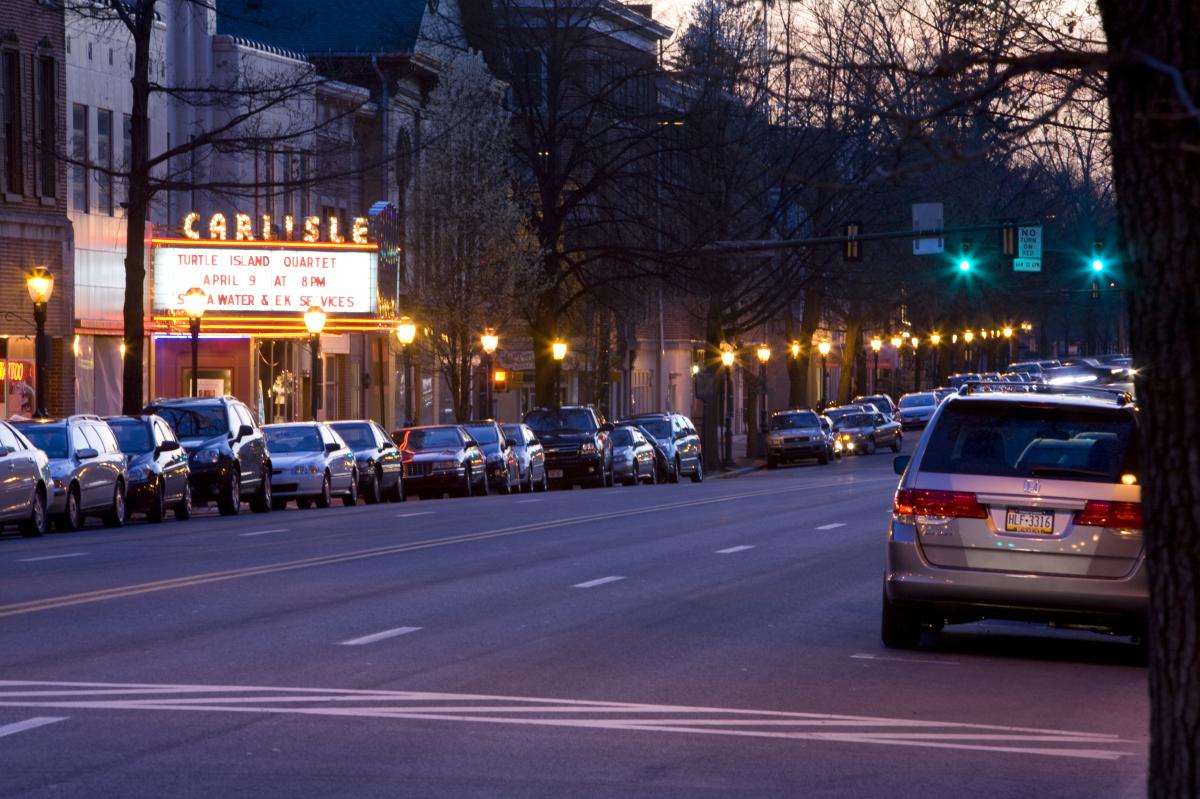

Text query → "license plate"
[1005,508,1054,534]
[548,469,563,479]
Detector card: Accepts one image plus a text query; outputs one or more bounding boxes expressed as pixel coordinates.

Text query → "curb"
[710,463,766,480]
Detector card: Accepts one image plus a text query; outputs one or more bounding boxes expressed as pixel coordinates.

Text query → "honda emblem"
[1023,479,1040,495]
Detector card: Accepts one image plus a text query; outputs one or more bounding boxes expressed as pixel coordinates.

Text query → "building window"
[96,108,113,214]
[1,49,23,196]
[72,103,89,211]
[35,55,56,198]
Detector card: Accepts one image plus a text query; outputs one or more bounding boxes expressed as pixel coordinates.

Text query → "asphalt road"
[0,441,1148,798]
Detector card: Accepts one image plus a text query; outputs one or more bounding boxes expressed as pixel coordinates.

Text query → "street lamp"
[396,316,416,426]
[552,339,567,407]
[182,286,207,398]
[870,337,882,393]
[963,330,975,372]
[481,327,498,419]
[789,340,800,359]
[1002,325,1014,366]
[26,267,54,418]
[817,340,831,407]
[304,306,326,421]
[755,345,771,454]
[929,333,941,384]
[719,345,735,467]
[911,337,921,391]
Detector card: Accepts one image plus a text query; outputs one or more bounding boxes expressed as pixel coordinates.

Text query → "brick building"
[0,0,74,417]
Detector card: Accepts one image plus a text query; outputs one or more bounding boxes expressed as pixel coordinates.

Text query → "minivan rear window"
[919,402,1137,483]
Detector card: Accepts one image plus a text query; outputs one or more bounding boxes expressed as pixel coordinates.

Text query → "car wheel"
[477,468,490,496]
[891,438,901,453]
[539,468,549,492]
[524,468,533,493]
[103,481,127,528]
[217,470,241,516]
[147,478,166,523]
[690,459,704,483]
[363,468,382,504]
[670,458,681,483]
[881,589,923,649]
[459,467,473,498]
[342,471,359,507]
[767,455,778,469]
[864,437,877,455]
[271,496,288,511]
[19,487,47,538]
[648,462,658,484]
[57,484,83,532]
[175,482,193,521]
[315,472,333,508]
[385,474,404,503]
[818,450,829,465]
[249,469,272,513]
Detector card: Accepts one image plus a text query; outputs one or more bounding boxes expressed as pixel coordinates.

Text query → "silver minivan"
[16,415,129,530]
[883,384,1144,648]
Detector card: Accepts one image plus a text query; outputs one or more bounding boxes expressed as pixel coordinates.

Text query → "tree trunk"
[1099,3,1200,795]
[531,286,558,408]
[121,4,156,415]
[795,287,822,407]
[838,317,861,405]
[701,292,722,471]
[786,306,804,407]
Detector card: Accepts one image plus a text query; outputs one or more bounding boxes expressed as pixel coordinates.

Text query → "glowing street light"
[817,341,831,407]
[870,337,882,393]
[552,339,568,407]
[790,340,801,358]
[304,306,327,420]
[480,328,499,417]
[182,286,207,397]
[26,267,55,418]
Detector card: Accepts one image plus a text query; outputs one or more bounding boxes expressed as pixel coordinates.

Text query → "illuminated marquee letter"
[351,217,369,244]
[209,213,227,240]
[261,215,273,240]
[235,213,255,241]
[284,215,295,240]
[303,215,320,243]
[328,216,344,244]
[182,212,200,240]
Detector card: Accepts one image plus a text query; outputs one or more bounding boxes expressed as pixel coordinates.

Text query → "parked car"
[766,410,830,467]
[523,406,614,488]
[501,423,548,493]
[947,373,983,389]
[329,420,405,503]
[883,385,1144,648]
[263,423,357,509]
[15,415,128,530]
[609,426,659,485]
[852,394,897,417]
[0,420,51,537]
[396,425,487,498]
[833,411,902,455]
[106,415,192,522]
[462,421,521,494]
[146,396,272,516]
[818,415,841,459]
[895,393,938,429]
[621,412,704,483]
[617,423,674,481]
[932,387,958,403]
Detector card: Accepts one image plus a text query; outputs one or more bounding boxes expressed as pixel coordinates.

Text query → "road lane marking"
[339,626,422,646]
[17,553,87,563]
[514,499,542,504]
[816,523,846,530]
[239,529,288,538]
[396,512,434,518]
[715,545,754,554]
[851,653,959,666]
[573,576,625,588]
[0,681,1133,760]
[0,716,67,739]
[0,482,875,619]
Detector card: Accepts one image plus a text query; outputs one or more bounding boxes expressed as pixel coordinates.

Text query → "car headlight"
[432,460,459,470]
[127,465,152,482]
[579,442,597,454]
[191,448,222,464]
[291,464,321,475]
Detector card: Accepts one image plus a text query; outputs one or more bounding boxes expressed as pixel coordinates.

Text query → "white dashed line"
[17,553,87,563]
[396,512,434,518]
[239,529,288,538]
[851,653,959,666]
[515,499,542,504]
[339,626,423,646]
[715,545,754,554]
[573,576,626,588]
[0,717,67,739]
[816,523,847,530]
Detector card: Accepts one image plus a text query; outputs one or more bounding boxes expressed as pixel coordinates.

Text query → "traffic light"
[493,368,508,393]
[1091,258,1104,272]
[1000,219,1017,257]
[1090,239,1105,272]
[956,238,974,272]
[958,258,972,272]
[844,221,862,262]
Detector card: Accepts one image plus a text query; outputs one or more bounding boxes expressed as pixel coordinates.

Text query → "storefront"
[149,217,393,423]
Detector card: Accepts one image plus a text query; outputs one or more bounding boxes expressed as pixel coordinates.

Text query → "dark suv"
[145,396,272,515]
[523,406,614,488]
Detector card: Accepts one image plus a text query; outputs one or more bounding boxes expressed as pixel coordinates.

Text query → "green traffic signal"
[1091,258,1104,272]
[958,259,972,272]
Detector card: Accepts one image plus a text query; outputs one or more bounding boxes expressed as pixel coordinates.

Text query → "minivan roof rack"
[958,381,1133,406]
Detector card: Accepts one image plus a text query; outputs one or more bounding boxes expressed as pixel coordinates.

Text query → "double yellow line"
[0,486,797,619]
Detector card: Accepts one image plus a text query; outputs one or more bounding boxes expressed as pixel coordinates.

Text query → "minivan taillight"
[893,488,988,519]
[1073,500,1143,529]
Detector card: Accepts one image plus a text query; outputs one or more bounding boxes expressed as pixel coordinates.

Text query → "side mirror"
[0,446,9,457]
[233,424,254,441]
[893,455,911,476]
[158,440,181,453]
[325,442,340,453]
[76,447,99,460]
[505,438,518,448]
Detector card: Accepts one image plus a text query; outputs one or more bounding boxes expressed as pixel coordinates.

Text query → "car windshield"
[856,397,889,411]
[770,412,819,430]
[329,423,375,450]
[525,409,597,434]
[838,414,874,428]
[264,427,323,453]
[463,424,499,445]
[629,418,671,439]
[918,402,1137,483]
[18,425,67,458]
[110,422,153,453]
[899,394,935,408]
[401,428,461,450]
[611,428,637,447]
[156,406,227,438]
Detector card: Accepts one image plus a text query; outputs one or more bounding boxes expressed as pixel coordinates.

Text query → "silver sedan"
[263,423,358,509]
[610,426,658,486]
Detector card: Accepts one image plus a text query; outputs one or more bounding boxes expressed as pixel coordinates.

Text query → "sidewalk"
[709,434,766,479]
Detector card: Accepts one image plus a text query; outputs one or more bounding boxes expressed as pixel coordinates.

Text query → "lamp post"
[889,335,902,397]
[911,336,921,391]
[817,340,831,408]
[26,267,54,418]
[304,306,326,421]
[720,345,735,467]
[396,316,416,425]
[182,286,207,398]
[929,333,941,386]
[870,337,882,393]
[1002,325,1013,366]
[481,327,498,419]
[551,339,567,408]
[755,344,771,456]
[963,330,975,372]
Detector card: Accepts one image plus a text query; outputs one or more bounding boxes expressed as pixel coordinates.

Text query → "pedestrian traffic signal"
[493,369,508,393]
[844,221,862,262]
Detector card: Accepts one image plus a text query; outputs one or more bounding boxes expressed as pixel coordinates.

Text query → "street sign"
[1018,226,1042,259]
[1013,258,1042,273]
[912,203,944,255]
